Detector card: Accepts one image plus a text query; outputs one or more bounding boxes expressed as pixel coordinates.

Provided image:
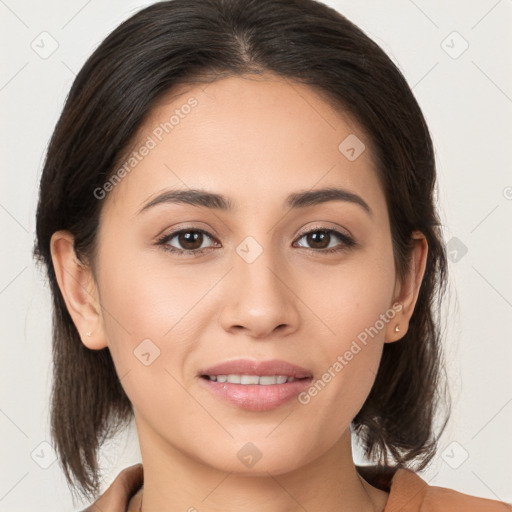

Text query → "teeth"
[207,374,297,385]
[259,376,279,385]
[240,375,260,385]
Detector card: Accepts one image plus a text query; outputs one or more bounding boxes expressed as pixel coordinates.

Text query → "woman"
[33,0,511,510]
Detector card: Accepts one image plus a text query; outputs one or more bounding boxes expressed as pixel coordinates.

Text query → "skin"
[51,73,427,512]
[82,463,143,512]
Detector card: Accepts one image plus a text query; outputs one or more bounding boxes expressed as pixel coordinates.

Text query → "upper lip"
[199,359,313,379]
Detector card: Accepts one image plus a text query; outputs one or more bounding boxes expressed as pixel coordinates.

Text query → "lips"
[199,358,313,379]
[197,359,313,411]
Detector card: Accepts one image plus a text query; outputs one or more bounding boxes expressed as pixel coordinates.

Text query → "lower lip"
[198,377,313,411]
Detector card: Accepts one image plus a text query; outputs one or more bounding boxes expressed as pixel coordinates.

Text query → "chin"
[190,435,316,476]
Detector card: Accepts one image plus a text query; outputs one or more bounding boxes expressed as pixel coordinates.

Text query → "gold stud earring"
[394,325,400,333]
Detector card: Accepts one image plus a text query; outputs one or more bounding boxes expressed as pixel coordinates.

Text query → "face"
[81,74,407,474]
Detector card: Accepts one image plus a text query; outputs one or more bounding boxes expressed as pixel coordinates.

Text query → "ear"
[385,230,428,343]
[50,230,108,350]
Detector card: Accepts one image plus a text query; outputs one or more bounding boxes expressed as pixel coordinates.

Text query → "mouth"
[197,359,313,411]
[199,358,313,380]
[200,374,305,384]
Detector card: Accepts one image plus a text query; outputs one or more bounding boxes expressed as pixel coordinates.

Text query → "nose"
[218,246,300,340]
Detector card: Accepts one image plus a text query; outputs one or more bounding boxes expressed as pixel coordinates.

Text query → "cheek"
[96,255,198,429]
[320,243,397,345]
[95,237,226,407]
[297,310,387,454]
[300,241,396,425]
[93,238,186,381]
[97,233,198,340]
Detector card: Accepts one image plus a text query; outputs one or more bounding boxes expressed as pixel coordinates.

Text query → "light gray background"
[1,0,511,510]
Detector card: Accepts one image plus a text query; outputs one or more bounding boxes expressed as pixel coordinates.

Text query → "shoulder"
[386,467,512,511]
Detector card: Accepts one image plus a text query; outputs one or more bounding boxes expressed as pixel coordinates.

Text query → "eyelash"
[156,226,357,257]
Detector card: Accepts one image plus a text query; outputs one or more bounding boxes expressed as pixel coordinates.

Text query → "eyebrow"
[138,187,372,216]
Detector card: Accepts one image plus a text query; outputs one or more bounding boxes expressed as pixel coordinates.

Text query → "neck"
[134,416,388,512]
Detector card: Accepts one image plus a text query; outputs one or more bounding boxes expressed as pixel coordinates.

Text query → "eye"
[156,228,219,257]
[156,226,356,257]
[293,228,356,254]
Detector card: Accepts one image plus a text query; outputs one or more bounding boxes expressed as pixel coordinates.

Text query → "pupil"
[181,231,201,250]
[308,231,329,249]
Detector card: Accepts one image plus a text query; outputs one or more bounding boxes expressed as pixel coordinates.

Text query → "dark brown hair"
[33,0,450,503]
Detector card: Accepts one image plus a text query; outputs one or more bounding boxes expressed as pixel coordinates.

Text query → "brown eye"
[157,229,218,256]
[174,231,205,251]
[304,230,330,249]
[295,228,356,253]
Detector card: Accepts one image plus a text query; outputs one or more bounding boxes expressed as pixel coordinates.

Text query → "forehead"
[101,73,384,218]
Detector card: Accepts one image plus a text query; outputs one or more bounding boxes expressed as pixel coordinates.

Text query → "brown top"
[119,465,511,511]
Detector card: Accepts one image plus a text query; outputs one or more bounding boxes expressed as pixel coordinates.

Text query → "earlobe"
[50,230,108,350]
[385,231,428,343]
